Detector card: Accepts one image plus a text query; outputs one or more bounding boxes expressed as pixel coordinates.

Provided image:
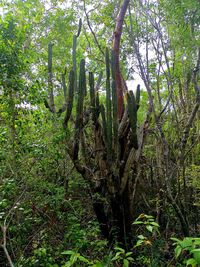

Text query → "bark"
[113,0,130,119]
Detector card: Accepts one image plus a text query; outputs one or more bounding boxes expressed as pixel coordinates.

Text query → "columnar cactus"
[63,70,75,127]
[46,41,143,245]
[127,90,138,149]
[73,59,86,160]
[73,18,82,93]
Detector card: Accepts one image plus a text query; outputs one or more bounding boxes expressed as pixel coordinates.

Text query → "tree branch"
[83,0,105,56]
[1,225,15,267]
[47,42,55,113]
[113,0,130,119]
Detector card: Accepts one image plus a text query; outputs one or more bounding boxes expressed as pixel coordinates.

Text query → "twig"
[83,0,105,56]
[1,225,15,267]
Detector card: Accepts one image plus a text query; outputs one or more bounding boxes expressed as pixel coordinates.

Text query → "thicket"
[0,0,200,266]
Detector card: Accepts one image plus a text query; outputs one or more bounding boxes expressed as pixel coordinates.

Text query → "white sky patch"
[126,77,144,92]
[44,0,72,10]
[16,103,37,110]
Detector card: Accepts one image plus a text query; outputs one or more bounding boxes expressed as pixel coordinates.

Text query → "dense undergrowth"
[0,114,199,266]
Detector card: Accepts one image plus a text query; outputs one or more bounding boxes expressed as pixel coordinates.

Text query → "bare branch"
[83,0,105,56]
[1,226,15,267]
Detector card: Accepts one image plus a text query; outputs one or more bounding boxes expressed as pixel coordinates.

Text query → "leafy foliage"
[171,237,200,266]
[0,0,200,266]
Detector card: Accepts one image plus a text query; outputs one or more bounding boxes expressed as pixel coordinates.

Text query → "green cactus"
[127,90,138,149]
[100,104,107,145]
[72,35,77,92]
[89,72,95,106]
[79,58,87,97]
[95,91,100,119]
[73,19,82,93]
[76,59,86,123]
[63,70,75,128]
[73,59,86,159]
[136,84,140,110]
[61,73,67,101]
[76,18,82,38]
[89,72,96,122]
[96,71,103,91]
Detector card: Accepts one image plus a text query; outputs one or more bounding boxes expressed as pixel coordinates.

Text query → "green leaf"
[61,250,75,255]
[132,221,143,225]
[91,263,104,267]
[62,262,71,267]
[125,252,133,257]
[114,247,125,253]
[171,237,181,243]
[191,249,200,264]
[78,255,90,263]
[192,238,200,246]
[150,222,160,227]
[146,225,153,233]
[123,259,129,267]
[111,256,119,261]
[175,245,182,259]
[112,252,123,261]
[114,251,122,258]
[181,238,194,249]
[134,239,144,248]
[126,257,134,262]
[186,258,197,267]
[137,235,146,240]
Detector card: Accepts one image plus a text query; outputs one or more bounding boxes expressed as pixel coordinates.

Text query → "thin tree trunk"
[113,0,130,119]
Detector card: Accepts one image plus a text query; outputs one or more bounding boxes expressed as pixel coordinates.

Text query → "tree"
[55,0,146,246]
[128,0,200,235]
